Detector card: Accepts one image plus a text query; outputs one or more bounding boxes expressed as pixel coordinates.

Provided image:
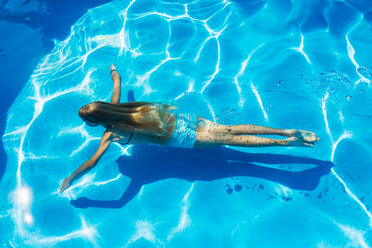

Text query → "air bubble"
[227,108,236,114]
[312,71,353,104]
[357,66,372,80]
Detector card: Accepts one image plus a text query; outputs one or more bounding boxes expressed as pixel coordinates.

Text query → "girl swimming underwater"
[59,64,319,193]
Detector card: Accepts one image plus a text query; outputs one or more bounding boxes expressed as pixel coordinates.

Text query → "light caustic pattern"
[1,0,372,247]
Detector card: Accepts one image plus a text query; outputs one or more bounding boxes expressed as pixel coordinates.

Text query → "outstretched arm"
[59,131,113,193]
[110,64,121,104]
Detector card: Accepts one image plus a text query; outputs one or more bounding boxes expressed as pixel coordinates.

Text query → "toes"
[304,142,315,147]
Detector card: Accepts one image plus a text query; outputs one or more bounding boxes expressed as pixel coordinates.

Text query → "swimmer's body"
[59,64,319,193]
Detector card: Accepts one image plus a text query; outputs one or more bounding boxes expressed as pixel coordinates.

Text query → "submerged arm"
[110,64,121,104]
[59,131,112,193]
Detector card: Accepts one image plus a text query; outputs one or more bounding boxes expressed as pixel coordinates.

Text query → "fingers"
[59,185,65,193]
[59,178,70,193]
[59,183,67,193]
[109,64,116,71]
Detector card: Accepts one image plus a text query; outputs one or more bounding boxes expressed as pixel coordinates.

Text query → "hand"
[59,177,71,193]
[109,64,120,81]
[109,64,116,71]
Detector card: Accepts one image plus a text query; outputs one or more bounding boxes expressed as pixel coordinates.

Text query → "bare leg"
[195,132,313,148]
[197,117,319,143]
[197,117,296,137]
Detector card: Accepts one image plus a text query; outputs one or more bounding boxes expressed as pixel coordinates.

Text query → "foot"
[295,130,320,143]
[285,137,315,147]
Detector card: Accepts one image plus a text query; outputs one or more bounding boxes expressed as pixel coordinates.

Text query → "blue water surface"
[1,0,372,247]
[0,0,112,181]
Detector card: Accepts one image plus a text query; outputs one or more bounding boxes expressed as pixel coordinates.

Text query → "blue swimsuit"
[170,113,197,148]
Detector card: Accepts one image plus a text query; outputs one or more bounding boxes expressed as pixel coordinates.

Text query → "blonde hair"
[78,101,176,136]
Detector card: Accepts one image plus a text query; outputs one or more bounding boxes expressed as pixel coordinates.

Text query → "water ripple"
[2,0,372,247]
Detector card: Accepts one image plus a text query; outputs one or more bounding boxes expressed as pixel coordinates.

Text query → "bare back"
[107,115,176,146]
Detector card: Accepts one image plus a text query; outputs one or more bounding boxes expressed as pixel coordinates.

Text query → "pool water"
[1,0,372,247]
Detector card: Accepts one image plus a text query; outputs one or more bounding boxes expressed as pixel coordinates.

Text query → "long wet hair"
[78,101,176,136]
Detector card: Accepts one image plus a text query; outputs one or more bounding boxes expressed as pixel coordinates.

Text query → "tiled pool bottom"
[1,0,372,247]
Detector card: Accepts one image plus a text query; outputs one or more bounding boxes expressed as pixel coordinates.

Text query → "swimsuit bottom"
[170,113,197,148]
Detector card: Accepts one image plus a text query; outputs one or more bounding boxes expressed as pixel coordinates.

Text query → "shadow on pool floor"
[70,145,333,209]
